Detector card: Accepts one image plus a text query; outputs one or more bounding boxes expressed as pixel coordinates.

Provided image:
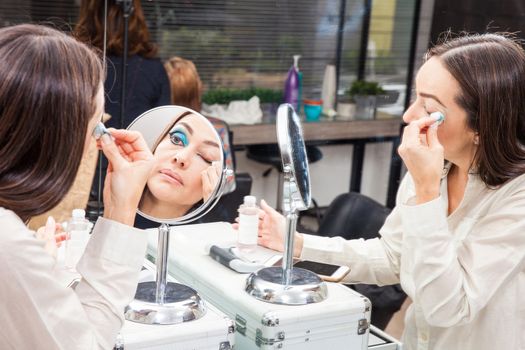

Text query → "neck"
[448,147,477,178]
[139,189,192,219]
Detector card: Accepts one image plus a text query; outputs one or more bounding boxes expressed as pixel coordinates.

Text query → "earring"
[474,136,479,145]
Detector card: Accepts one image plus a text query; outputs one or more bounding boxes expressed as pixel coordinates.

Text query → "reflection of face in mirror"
[139,111,222,220]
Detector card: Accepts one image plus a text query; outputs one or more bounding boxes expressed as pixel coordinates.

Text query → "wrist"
[294,233,304,258]
[104,205,137,226]
[415,189,440,204]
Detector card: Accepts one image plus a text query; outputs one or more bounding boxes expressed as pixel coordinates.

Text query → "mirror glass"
[128,105,224,225]
[277,104,311,211]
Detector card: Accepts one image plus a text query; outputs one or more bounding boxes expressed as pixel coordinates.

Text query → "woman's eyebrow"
[203,140,220,148]
[178,122,193,135]
[419,92,446,107]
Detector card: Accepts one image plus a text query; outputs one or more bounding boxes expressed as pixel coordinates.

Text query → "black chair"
[246,144,323,212]
[316,192,407,330]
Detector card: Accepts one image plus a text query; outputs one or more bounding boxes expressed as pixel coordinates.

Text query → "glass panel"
[368,0,416,117]
[142,0,339,100]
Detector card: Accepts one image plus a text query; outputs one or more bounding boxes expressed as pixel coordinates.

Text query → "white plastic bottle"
[65,209,91,270]
[237,195,259,253]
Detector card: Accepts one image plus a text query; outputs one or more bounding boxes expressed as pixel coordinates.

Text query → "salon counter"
[230,117,403,146]
[230,117,403,203]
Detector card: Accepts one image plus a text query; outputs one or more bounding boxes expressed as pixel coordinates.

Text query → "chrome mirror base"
[125,281,206,325]
[245,266,328,305]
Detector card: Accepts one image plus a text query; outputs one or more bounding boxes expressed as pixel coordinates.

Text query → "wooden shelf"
[230,118,403,146]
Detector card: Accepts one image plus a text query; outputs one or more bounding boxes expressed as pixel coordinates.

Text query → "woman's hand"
[233,199,304,257]
[398,115,444,204]
[202,161,222,202]
[98,129,154,226]
[34,216,67,259]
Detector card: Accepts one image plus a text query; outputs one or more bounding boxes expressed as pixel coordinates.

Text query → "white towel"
[202,96,263,125]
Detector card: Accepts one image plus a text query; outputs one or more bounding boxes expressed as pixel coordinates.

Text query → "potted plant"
[347,80,385,120]
[203,87,282,105]
[336,94,356,120]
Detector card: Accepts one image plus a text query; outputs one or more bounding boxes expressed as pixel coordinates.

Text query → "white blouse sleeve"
[299,176,412,286]
[0,214,147,349]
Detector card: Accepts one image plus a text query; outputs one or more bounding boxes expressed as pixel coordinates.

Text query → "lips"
[159,169,184,186]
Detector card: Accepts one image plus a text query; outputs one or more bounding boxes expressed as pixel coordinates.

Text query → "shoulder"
[0,208,30,238]
[0,208,42,262]
[488,172,525,201]
[137,56,164,69]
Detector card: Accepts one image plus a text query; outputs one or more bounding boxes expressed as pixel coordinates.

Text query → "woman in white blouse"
[252,33,525,350]
[0,25,154,348]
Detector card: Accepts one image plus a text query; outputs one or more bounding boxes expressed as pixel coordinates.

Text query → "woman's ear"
[473,133,480,146]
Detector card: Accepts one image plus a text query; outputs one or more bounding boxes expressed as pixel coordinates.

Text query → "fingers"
[55,232,68,245]
[260,199,279,216]
[202,162,222,202]
[99,129,153,168]
[35,227,46,240]
[201,170,212,195]
[426,122,442,148]
[402,115,440,144]
[99,133,126,169]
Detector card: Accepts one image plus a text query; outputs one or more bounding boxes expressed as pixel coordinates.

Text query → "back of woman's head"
[164,57,203,112]
[75,0,157,58]
[427,33,525,186]
[0,24,103,221]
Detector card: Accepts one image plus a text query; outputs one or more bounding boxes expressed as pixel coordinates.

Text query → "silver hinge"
[358,318,370,335]
[219,341,232,350]
[225,316,235,334]
[261,312,280,327]
[236,314,247,336]
[255,329,285,347]
[113,332,124,350]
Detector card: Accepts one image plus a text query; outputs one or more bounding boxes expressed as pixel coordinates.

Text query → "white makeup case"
[116,259,235,350]
[145,222,377,350]
[55,247,235,350]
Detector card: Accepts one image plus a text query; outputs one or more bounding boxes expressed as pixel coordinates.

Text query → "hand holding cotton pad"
[430,111,445,125]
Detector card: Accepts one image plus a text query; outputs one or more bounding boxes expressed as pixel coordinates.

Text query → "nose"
[173,148,191,168]
[402,103,420,124]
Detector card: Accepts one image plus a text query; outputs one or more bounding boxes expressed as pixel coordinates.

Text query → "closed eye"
[198,153,213,165]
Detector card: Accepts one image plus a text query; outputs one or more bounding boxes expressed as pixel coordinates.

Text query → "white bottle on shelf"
[237,195,259,253]
[64,209,91,270]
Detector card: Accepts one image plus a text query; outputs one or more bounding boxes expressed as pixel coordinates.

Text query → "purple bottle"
[283,56,299,109]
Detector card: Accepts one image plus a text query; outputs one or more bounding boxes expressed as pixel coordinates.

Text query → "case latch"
[236,314,247,336]
[358,318,370,335]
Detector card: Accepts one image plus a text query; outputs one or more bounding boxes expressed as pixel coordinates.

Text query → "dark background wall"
[430,0,525,44]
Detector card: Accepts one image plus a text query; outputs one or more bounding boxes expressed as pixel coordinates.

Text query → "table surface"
[229,117,403,146]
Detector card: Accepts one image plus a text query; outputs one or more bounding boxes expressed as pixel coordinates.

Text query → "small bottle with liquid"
[237,195,259,253]
[65,209,91,270]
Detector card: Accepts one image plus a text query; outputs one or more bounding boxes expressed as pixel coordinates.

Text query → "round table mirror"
[124,105,231,324]
[245,103,328,305]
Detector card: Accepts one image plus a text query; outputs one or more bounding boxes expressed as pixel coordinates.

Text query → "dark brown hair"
[0,24,103,221]
[164,57,203,111]
[75,0,157,58]
[427,33,525,186]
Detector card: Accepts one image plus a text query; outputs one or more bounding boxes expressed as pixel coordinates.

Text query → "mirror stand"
[245,171,327,305]
[245,103,327,305]
[125,223,206,324]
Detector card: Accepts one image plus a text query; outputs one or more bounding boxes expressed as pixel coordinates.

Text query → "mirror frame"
[276,103,312,212]
[127,105,227,225]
